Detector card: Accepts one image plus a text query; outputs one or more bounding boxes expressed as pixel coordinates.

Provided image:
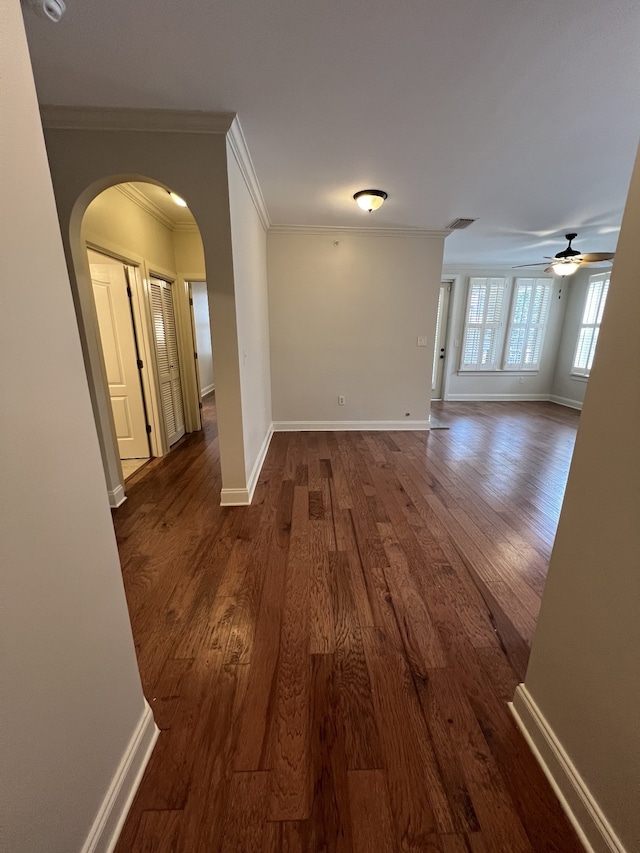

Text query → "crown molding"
[443,263,525,273]
[269,225,451,239]
[40,105,236,134]
[227,117,271,231]
[114,183,175,230]
[172,222,201,233]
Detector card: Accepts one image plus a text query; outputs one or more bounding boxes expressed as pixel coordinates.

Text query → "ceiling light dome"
[552,261,580,277]
[354,190,387,212]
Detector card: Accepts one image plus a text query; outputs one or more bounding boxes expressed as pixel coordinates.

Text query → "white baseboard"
[246,425,273,502]
[446,393,550,402]
[81,702,159,853]
[108,484,127,509]
[510,685,627,853]
[220,487,251,506]
[272,419,430,431]
[549,394,583,410]
[219,425,273,507]
[201,383,216,397]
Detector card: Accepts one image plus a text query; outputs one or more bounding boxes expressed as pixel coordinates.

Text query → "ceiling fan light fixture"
[354,190,387,212]
[552,260,580,277]
[169,191,188,208]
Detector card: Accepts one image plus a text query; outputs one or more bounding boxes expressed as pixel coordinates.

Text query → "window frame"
[458,275,555,374]
[571,272,610,378]
[459,277,508,372]
[502,278,553,372]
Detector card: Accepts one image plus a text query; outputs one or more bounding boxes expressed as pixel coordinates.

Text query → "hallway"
[113,398,583,851]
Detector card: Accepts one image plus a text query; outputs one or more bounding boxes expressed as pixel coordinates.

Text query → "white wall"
[514,146,640,852]
[440,267,566,402]
[226,139,273,481]
[268,231,445,426]
[549,266,593,409]
[1,5,153,851]
[191,281,216,394]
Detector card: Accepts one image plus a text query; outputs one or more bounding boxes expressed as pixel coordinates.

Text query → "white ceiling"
[23,0,640,265]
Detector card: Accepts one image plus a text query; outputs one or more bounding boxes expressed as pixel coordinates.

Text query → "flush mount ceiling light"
[169,191,188,208]
[23,0,66,22]
[551,260,580,277]
[354,190,387,212]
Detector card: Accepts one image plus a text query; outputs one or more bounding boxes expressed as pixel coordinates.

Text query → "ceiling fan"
[513,233,615,277]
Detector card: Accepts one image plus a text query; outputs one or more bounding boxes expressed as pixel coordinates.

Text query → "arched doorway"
[69,176,215,505]
[40,113,267,507]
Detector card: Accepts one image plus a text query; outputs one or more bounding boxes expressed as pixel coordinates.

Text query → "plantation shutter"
[460,278,507,370]
[149,277,186,446]
[573,274,609,376]
[504,278,552,370]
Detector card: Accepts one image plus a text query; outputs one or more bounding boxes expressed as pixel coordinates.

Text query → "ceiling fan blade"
[580,252,615,262]
[512,262,547,268]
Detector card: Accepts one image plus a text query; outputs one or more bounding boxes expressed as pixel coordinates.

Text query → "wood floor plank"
[219,771,270,853]
[361,626,455,845]
[267,485,312,821]
[347,769,396,853]
[330,551,385,770]
[130,809,183,852]
[309,519,336,654]
[233,479,292,771]
[417,668,532,853]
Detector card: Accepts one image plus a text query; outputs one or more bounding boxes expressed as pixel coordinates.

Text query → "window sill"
[569,373,590,382]
[457,369,540,377]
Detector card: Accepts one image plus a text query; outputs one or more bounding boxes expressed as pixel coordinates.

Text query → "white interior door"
[149,277,186,447]
[432,281,451,399]
[91,262,150,459]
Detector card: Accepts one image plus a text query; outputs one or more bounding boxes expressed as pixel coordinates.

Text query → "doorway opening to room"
[80,180,215,502]
[187,280,216,423]
[432,279,452,400]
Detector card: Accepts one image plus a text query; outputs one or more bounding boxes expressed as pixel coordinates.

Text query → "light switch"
[417,336,428,347]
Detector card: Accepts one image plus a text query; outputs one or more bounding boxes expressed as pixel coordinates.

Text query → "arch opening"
[69,174,217,506]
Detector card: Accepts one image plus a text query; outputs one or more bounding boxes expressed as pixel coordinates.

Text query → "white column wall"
[1,4,151,851]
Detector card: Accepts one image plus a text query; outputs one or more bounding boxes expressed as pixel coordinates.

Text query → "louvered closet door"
[149,277,186,447]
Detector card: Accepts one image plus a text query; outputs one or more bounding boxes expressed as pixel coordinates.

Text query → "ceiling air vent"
[446,218,477,230]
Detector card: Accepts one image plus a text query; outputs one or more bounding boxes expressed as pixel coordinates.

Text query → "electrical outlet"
[338,395,345,405]
[519,376,525,384]
[417,336,428,347]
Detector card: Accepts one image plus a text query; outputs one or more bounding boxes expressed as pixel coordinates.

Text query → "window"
[459,276,553,372]
[572,273,610,377]
[460,277,507,370]
[503,278,552,370]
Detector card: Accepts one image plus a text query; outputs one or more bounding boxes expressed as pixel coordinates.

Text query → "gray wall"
[549,266,592,408]
[516,145,640,851]
[268,231,445,427]
[2,5,150,850]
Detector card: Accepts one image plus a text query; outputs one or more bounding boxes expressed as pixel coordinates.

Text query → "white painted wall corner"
[220,424,273,506]
[510,685,627,853]
[81,703,159,853]
[549,394,584,410]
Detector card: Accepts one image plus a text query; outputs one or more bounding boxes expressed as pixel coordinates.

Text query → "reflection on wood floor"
[114,396,583,852]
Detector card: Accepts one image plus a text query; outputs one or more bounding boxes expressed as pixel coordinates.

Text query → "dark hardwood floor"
[113,396,583,852]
